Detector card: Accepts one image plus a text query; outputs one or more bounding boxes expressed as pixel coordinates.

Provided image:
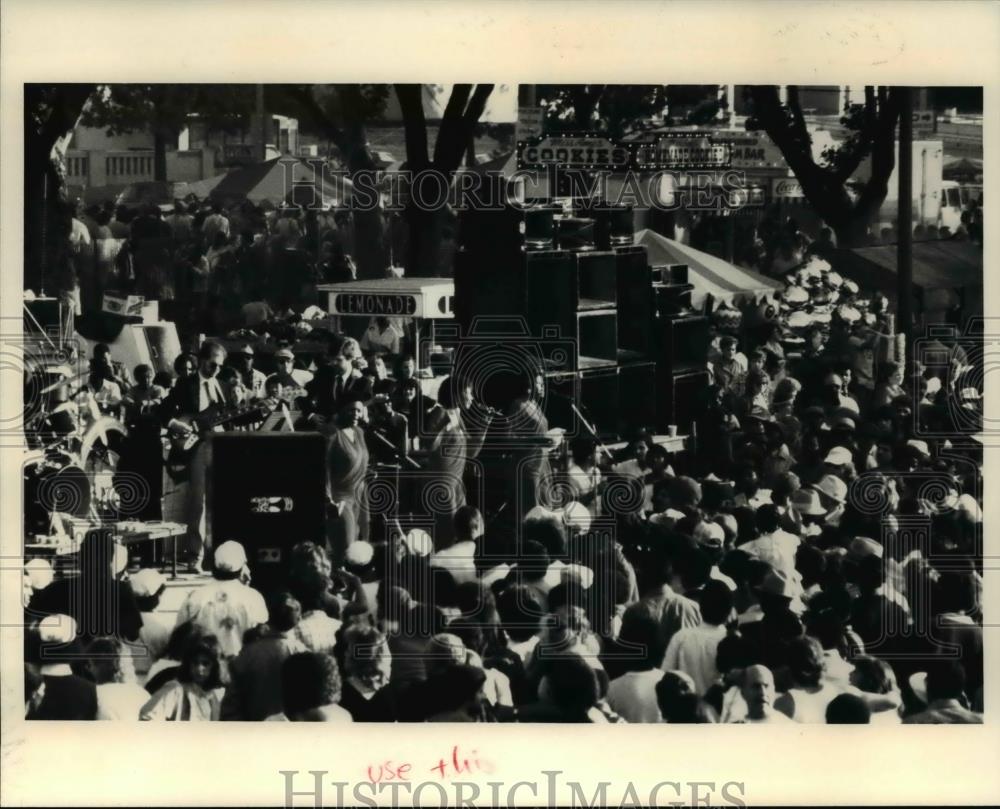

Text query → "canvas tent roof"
[634,228,783,308]
[831,241,983,294]
[207,156,353,206]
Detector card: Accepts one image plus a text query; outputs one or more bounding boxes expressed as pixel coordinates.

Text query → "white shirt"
[96,682,151,720]
[175,579,269,658]
[606,669,664,723]
[197,374,226,413]
[506,635,540,665]
[70,218,92,251]
[661,623,727,696]
[740,530,801,578]
[430,540,479,585]
[360,321,403,355]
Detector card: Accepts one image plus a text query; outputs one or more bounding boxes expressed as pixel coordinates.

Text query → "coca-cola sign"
[772,178,804,198]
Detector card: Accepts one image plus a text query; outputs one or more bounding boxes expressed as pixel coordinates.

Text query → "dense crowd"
[24,192,985,725]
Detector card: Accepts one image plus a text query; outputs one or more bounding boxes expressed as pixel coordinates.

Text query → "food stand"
[318,277,456,396]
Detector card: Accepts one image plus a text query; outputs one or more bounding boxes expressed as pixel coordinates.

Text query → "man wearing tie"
[162,341,234,573]
[306,350,373,424]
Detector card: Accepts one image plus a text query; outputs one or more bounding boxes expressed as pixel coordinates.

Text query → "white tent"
[635,228,783,308]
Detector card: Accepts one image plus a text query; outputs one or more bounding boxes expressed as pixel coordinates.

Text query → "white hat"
[562,501,591,534]
[786,310,812,329]
[694,520,725,550]
[842,278,859,294]
[345,540,375,566]
[824,446,853,466]
[784,286,809,305]
[836,304,861,323]
[826,271,843,288]
[906,439,931,458]
[38,614,77,644]
[403,528,433,557]
[815,474,848,504]
[24,558,54,590]
[848,536,883,559]
[561,563,594,590]
[130,568,166,598]
[214,540,249,574]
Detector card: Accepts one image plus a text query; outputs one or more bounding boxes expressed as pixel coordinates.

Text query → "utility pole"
[897,86,914,369]
[256,83,267,161]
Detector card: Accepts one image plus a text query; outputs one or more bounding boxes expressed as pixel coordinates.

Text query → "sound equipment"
[554,217,596,251]
[211,432,327,593]
[658,368,710,432]
[577,202,634,250]
[614,246,653,357]
[655,313,710,372]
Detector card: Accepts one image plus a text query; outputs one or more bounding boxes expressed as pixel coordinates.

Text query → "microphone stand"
[570,402,614,461]
[369,425,421,470]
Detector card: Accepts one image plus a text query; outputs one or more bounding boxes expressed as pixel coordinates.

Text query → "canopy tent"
[634,228,783,308]
[206,156,353,207]
[178,173,227,199]
[831,242,983,321]
[831,242,982,293]
[943,157,983,182]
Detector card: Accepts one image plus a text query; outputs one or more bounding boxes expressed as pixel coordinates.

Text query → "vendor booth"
[318,277,455,391]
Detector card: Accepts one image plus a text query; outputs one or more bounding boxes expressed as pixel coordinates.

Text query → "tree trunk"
[404,204,451,278]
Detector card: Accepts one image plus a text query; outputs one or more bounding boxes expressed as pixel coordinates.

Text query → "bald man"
[735,665,790,723]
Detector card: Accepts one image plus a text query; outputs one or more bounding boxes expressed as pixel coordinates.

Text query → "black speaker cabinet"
[655,313,710,372]
[577,202,634,250]
[211,432,327,593]
[658,368,710,432]
[618,360,657,433]
[614,246,653,358]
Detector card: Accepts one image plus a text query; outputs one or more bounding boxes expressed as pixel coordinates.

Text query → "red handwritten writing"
[364,746,495,783]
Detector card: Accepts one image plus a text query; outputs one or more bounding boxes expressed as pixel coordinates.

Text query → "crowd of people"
[56,194,418,340]
[23,187,985,725]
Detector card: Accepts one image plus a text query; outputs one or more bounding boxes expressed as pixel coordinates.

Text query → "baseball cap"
[130,568,167,598]
[906,439,931,459]
[214,540,249,574]
[824,446,853,466]
[274,348,295,360]
[694,520,725,550]
[240,344,255,356]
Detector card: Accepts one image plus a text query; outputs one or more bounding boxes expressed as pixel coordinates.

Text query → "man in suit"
[306,350,373,424]
[161,340,236,573]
